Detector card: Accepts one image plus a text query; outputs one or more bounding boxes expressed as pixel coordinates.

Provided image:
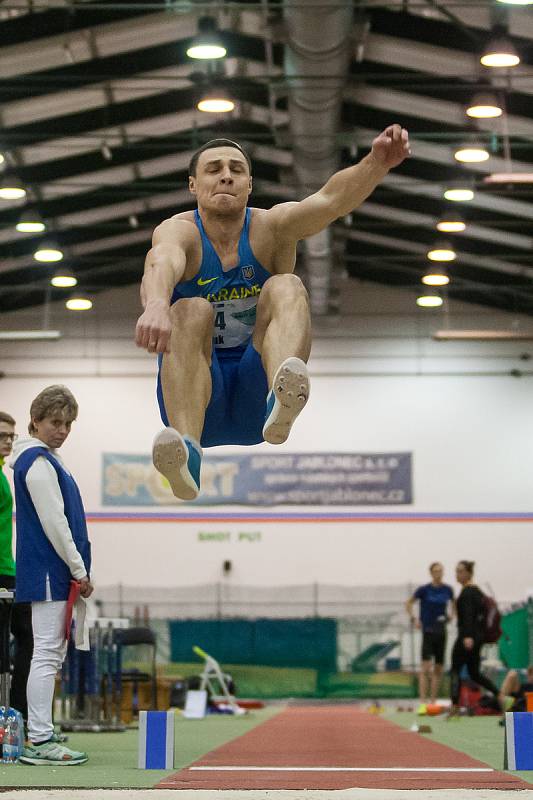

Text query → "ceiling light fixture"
[480,36,520,68]
[434,330,533,340]
[16,209,46,233]
[0,176,26,200]
[66,294,92,311]
[51,268,77,288]
[34,242,64,262]
[427,242,456,262]
[197,88,235,113]
[0,330,61,340]
[417,291,443,308]
[422,265,450,287]
[443,188,474,202]
[466,92,503,119]
[186,16,227,60]
[484,173,533,184]
[496,0,533,6]
[436,214,466,233]
[454,142,490,163]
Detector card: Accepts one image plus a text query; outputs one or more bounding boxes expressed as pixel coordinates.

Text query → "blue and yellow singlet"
[170,208,271,353]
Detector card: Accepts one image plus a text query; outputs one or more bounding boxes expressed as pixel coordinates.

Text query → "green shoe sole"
[19,754,88,766]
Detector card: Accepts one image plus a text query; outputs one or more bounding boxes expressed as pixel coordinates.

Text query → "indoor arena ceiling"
[1,0,533,316]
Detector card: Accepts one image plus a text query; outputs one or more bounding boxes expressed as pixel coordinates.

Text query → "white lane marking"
[189,766,494,773]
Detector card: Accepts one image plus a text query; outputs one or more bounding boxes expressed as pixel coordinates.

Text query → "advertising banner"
[102,452,412,506]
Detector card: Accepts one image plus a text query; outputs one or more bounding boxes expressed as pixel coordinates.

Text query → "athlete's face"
[32,412,74,450]
[0,421,16,459]
[189,147,252,215]
[430,563,443,583]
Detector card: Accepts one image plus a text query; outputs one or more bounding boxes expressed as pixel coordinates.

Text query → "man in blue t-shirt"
[406,562,454,713]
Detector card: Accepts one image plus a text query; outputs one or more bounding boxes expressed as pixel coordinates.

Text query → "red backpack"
[481,594,502,644]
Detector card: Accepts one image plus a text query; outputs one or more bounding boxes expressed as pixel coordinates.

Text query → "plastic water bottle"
[2,711,20,763]
[2,722,16,763]
[11,710,24,758]
[0,705,6,758]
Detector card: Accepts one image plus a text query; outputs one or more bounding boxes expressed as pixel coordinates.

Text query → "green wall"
[169,618,337,671]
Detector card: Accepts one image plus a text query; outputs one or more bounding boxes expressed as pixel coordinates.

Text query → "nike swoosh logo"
[197,276,219,286]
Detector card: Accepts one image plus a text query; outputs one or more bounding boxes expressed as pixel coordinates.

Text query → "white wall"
[1,282,533,603]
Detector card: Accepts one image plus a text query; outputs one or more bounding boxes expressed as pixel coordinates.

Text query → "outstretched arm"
[269,124,410,242]
[135,219,192,354]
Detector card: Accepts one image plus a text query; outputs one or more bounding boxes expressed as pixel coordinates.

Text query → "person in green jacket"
[0,411,33,722]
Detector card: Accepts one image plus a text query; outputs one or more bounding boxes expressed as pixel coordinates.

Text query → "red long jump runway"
[159,706,530,791]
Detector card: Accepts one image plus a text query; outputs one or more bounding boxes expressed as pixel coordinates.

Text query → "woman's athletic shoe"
[19,740,88,765]
[152,428,202,500]
[263,357,310,444]
[50,731,69,743]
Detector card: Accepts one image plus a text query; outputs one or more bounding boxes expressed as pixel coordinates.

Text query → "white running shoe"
[152,428,202,500]
[262,357,310,445]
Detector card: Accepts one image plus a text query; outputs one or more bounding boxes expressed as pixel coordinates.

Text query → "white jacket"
[10,437,87,582]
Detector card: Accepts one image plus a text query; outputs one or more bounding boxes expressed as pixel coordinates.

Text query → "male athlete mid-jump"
[135,125,410,500]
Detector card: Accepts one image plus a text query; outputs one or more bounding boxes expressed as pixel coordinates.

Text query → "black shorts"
[421,631,446,664]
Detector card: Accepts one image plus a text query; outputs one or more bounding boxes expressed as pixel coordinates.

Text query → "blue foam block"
[138,710,174,769]
[505,712,533,770]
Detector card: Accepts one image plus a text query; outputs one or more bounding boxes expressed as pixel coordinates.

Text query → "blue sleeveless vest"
[13,447,91,603]
[170,208,271,354]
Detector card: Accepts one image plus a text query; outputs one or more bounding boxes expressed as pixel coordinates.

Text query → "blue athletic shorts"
[157,339,268,448]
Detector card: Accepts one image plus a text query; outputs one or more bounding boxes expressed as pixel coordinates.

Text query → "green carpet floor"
[318,670,416,698]
[161,663,319,698]
[0,707,282,789]
[386,710,533,785]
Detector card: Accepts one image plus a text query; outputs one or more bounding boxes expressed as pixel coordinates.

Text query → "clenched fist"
[79,576,94,598]
[135,299,172,354]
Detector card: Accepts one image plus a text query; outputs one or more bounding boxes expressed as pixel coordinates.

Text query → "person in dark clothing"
[449,560,503,715]
[406,562,454,712]
[0,411,33,723]
[500,665,533,712]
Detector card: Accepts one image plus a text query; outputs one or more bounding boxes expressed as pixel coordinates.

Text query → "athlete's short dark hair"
[188,139,252,177]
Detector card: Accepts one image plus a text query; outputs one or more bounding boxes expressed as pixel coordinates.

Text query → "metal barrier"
[94,583,515,674]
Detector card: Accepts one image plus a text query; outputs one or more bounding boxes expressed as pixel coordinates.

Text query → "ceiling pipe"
[283,0,353,315]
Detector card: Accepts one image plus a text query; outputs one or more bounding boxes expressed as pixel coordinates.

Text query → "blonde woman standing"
[11,386,93,765]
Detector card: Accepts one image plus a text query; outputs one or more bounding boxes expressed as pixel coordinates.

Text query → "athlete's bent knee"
[171,297,214,329]
[263,273,307,299]
[168,298,214,359]
[262,272,307,294]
